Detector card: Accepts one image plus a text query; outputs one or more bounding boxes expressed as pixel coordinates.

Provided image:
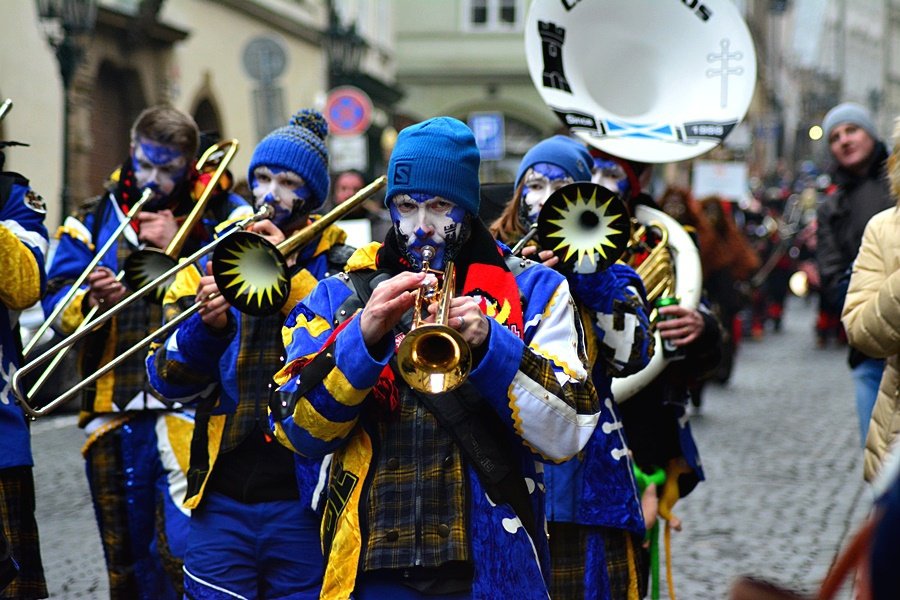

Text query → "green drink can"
[655,296,686,360]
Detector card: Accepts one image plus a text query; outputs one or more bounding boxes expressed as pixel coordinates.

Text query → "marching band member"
[0,143,49,599]
[491,135,653,599]
[43,106,250,599]
[146,109,349,599]
[591,150,722,596]
[271,117,599,599]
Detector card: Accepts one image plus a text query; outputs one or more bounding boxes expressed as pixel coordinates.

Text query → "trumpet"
[396,246,472,394]
[12,204,275,418]
[211,175,387,316]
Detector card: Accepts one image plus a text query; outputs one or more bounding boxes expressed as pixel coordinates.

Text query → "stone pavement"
[665,296,870,599]
[26,296,870,599]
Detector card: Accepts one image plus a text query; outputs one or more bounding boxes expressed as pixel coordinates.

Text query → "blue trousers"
[84,413,191,600]
[852,357,885,447]
[183,492,323,600]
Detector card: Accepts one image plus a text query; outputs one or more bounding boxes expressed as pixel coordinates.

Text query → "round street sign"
[325,86,373,136]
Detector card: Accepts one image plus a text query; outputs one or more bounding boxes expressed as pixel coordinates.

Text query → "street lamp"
[324,2,367,89]
[35,0,97,222]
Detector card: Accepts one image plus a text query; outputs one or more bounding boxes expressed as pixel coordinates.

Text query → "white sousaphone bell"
[524,0,757,164]
[524,0,757,402]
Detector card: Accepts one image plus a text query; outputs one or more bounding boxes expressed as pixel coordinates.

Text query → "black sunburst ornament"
[212,231,290,316]
[536,182,630,274]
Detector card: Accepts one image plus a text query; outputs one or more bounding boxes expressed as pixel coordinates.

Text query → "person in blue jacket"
[0,141,49,599]
[271,117,601,599]
[147,109,349,599]
[43,105,250,599]
[491,135,654,599]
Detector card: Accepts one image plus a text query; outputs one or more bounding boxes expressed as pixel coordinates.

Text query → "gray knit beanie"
[822,102,878,141]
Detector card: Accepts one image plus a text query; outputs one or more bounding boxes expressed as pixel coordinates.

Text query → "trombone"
[396,246,472,394]
[21,139,239,401]
[11,204,275,418]
[212,175,387,316]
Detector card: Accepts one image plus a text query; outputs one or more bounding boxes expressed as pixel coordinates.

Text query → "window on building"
[463,0,523,32]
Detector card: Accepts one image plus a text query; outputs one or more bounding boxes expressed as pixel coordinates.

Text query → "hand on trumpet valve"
[426,295,489,348]
[359,271,426,347]
[520,245,560,269]
[136,209,178,248]
[656,304,703,348]
[86,267,127,310]
[196,262,230,331]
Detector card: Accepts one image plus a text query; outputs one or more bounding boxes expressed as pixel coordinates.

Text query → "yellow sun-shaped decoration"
[217,237,288,312]
[544,185,626,273]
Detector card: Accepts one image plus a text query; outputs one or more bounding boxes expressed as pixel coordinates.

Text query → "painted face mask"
[389,193,468,271]
[591,157,630,198]
[519,163,573,227]
[250,165,312,229]
[131,138,189,205]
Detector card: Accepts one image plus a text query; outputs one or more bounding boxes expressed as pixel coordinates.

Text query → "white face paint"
[522,164,573,224]
[131,138,189,200]
[389,193,466,270]
[251,166,311,228]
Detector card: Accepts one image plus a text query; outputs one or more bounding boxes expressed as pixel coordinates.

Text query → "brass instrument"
[12,204,275,418]
[212,175,387,316]
[124,139,240,303]
[20,139,239,401]
[626,220,674,312]
[397,246,472,394]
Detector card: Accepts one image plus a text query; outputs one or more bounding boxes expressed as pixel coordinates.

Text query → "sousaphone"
[524,0,757,403]
[524,0,757,164]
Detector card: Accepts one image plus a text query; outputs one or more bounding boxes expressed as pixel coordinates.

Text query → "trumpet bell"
[536,182,630,274]
[212,230,290,316]
[397,324,472,394]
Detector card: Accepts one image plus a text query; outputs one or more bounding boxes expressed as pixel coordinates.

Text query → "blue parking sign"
[468,112,505,161]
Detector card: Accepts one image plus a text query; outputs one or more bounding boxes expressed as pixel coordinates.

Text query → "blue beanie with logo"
[386,117,481,215]
[248,109,330,211]
[515,135,593,189]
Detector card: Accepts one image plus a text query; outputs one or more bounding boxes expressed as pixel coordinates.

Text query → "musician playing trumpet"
[42,106,250,599]
[270,117,600,599]
[147,109,352,599]
[491,135,654,599]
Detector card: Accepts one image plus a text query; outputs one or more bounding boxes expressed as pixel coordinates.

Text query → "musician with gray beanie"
[816,101,894,448]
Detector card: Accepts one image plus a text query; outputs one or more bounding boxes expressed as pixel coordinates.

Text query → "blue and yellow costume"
[0,169,49,599]
[272,117,601,599]
[147,109,343,600]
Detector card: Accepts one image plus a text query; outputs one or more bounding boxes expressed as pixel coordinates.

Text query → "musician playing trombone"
[42,106,251,599]
[490,135,654,599]
[0,140,49,599]
[270,117,600,599]
[146,109,352,599]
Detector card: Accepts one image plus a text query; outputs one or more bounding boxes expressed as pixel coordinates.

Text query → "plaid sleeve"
[272,277,390,458]
[469,275,600,462]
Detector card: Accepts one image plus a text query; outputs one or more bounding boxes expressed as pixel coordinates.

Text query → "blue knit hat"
[386,117,481,215]
[822,102,879,141]
[515,135,593,189]
[248,109,330,211]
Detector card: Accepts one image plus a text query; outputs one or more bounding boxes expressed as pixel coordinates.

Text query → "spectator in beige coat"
[842,116,900,482]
